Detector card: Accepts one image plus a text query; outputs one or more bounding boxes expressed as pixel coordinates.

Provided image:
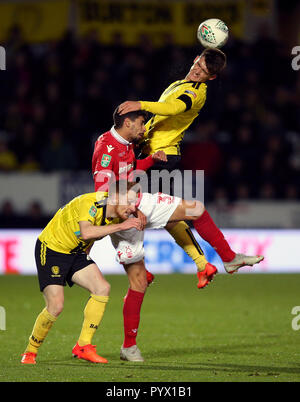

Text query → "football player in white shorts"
[107,186,263,362]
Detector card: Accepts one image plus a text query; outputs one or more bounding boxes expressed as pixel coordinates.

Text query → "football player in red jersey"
[92,109,167,192]
[92,108,215,360]
[91,107,263,362]
[92,107,212,277]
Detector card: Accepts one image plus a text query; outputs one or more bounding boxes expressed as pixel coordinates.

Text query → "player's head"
[113,107,148,143]
[108,180,140,220]
[186,48,226,82]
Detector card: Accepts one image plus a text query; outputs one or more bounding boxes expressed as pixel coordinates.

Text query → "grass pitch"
[1,273,300,383]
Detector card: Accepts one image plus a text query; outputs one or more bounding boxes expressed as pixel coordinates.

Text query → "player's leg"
[21,240,66,364]
[137,193,218,288]
[165,221,217,288]
[142,168,215,274]
[121,260,147,362]
[165,220,208,272]
[144,162,220,277]
[168,199,235,261]
[21,284,61,364]
[169,200,264,273]
[43,284,65,317]
[109,229,147,361]
[71,261,110,363]
[124,259,148,293]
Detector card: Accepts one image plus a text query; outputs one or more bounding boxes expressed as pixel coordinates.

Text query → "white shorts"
[109,192,181,264]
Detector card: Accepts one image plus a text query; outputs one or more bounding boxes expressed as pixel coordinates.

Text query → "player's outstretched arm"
[119,99,186,116]
[79,219,143,241]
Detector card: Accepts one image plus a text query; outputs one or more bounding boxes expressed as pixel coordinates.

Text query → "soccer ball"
[197,18,229,49]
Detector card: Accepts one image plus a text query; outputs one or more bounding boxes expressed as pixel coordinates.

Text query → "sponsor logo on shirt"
[107,145,114,153]
[119,163,134,173]
[89,205,97,217]
[125,246,133,258]
[184,90,197,98]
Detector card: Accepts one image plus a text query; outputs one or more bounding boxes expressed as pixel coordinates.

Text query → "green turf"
[1,273,300,382]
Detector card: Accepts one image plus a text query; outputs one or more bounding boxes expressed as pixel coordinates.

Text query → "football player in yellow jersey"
[21,181,143,365]
[118,48,226,163]
[117,48,263,286]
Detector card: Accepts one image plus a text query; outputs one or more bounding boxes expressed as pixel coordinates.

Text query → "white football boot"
[224,253,264,274]
[120,345,144,362]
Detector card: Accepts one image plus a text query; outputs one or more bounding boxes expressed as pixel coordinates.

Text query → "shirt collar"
[110,126,130,145]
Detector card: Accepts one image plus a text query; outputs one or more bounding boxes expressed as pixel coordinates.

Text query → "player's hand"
[118,101,142,115]
[85,245,92,259]
[152,150,168,163]
[135,209,147,230]
[120,217,143,231]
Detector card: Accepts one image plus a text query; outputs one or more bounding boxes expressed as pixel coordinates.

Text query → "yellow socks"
[166,221,207,271]
[78,294,109,347]
[25,307,57,354]
[24,294,109,355]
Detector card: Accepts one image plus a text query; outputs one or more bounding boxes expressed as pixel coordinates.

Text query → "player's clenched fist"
[152,150,168,162]
[120,217,143,231]
[135,209,147,230]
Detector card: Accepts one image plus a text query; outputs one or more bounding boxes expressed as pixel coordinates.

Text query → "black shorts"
[35,239,95,292]
[139,154,182,196]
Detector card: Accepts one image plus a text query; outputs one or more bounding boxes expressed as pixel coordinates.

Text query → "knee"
[126,264,148,293]
[101,281,111,296]
[131,277,148,293]
[91,280,111,297]
[186,200,205,220]
[137,274,148,293]
[47,297,64,317]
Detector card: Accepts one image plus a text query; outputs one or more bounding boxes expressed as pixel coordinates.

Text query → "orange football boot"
[21,352,37,364]
[197,263,218,289]
[72,343,108,363]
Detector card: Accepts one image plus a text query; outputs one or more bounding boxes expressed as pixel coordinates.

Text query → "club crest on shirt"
[51,266,61,277]
[101,154,112,167]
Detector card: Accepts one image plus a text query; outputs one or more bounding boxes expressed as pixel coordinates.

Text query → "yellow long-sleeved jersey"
[140,80,207,155]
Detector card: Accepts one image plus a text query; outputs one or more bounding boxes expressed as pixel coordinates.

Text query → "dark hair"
[201,48,227,75]
[113,107,148,129]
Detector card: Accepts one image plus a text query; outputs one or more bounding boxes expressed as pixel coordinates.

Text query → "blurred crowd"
[0,24,300,226]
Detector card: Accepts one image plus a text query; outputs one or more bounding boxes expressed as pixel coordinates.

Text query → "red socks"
[193,210,235,262]
[123,288,145,348]
[121,212,235,349]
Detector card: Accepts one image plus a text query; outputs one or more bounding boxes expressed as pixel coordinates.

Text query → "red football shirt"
[92,127,154,191]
